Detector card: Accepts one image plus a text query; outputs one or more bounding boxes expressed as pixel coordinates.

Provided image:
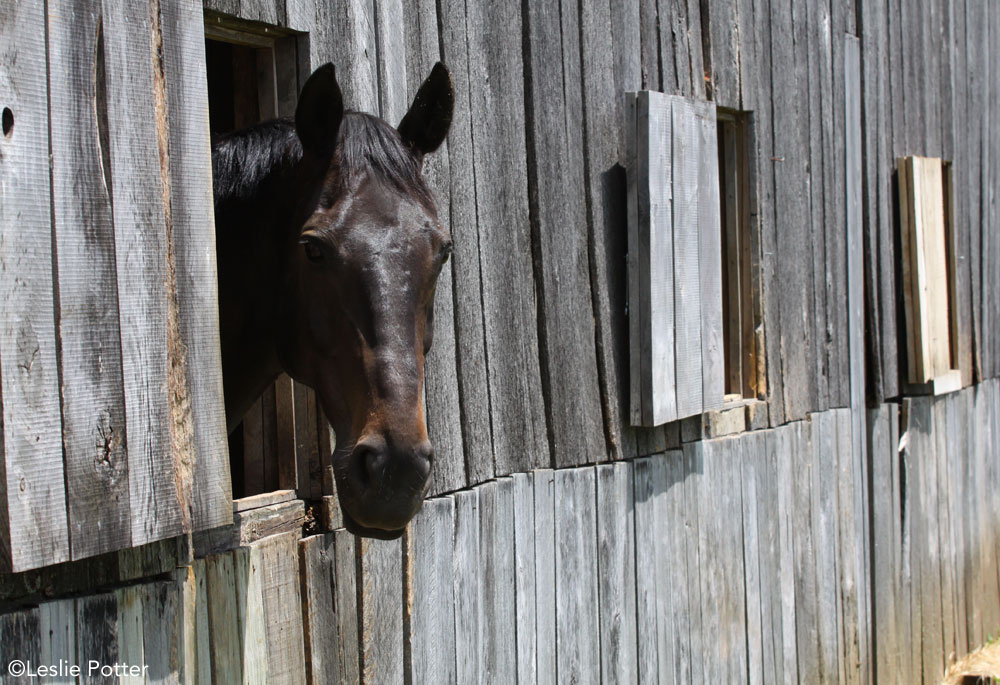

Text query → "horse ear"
[295,63,344,157]
[397,62,454,156]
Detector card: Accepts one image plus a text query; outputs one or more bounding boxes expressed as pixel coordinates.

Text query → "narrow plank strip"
[452,489,481,684]
[116,585,145,685]
[0,0,69,571]
[159,0,233,531]
[206,552,242,684]
[76,593,119,683]
[142,580,183,682]
[0,608,40,684]
[39,599,76,683]
[533,469,557,684]
[333,529,360,684]
[407,496,457,685]
[299,534,338,685]
[255,531,307,684]
[632,457,660,684]
[596,462,637,684]
[101,0,180,546]
[359,536,404,685]
[478,478,516,682]
[46,0,130,561]
[234,545,269,682]
[512,473,536,685]
[555,468,600,684]
[695,99,724,412]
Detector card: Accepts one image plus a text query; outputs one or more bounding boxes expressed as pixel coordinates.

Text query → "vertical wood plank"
[555,468,600,684]
[523,0,607,465]
[255,531,306,684]
[374,0,407,122]
[76,593,119,684]
[159,0,233,532]
[116,586,145,684]
[234,545,268,682]
[0,608,40,684]
[814,410,843,683]
[437,0,494,483]
[533,469,556,684]
[452,488,481,684]
[407,496,457,685]
[0,0,70,571]
[596,462,637,684]
[46,0,130,562]
[740,430,766,685]
[206,552,242,685]
[359,537,403,685]
[39,599,76,683]
[632,456,660,684]
[478,478,516,683]
[299,534,338,685]
[579,0,642,459]
[512,473,537,685]
[333,529,361,685]
[101,0,180,547]
[696,99,724,412]
[671,96,704,420]
[142,580,183,682]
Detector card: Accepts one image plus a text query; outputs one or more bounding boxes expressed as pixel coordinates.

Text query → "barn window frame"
[203,14,333,505]
[716,108,764,403]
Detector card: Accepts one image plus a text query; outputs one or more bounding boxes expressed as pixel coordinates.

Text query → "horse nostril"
[362,445,388,486]
[413,441,434,480]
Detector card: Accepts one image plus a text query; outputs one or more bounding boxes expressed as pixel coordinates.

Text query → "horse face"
[278,64,453,538]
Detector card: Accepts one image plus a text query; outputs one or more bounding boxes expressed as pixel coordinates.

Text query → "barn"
[1,0,998,683]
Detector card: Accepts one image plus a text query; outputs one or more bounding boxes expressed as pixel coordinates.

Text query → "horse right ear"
[295,63,344,157]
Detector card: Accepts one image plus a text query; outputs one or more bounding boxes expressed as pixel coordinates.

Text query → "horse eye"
[301,239,325,264]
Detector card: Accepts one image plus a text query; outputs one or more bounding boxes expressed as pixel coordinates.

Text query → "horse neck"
[213,128,314,430]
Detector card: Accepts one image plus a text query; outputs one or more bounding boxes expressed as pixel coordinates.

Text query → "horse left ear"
[295,63,344,157]
[398,62,454,156]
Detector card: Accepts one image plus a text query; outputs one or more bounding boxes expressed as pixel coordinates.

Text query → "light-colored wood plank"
[512,474,536,685]
[359,536,403,685]
[46,0,130,562]
[555,468,600,684]
[254,531,306,684]
[234,545,269,682]
[632,457,659,684]
[117,586,145,685]
[478,478,516,683]
[142,580,183,683]
[233,489,297,513]
[407,496,457,684]
[452,488,481,684]
[671,96,705,420]
[101,0,180,547]
[39,599,76,684]
[333,529,360,684]
[0,0,69,572]
[596,462,637,684]
[533,469,556,684]
[695,99,724,412]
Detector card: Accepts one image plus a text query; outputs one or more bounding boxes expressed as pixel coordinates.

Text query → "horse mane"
[211,112,433,214]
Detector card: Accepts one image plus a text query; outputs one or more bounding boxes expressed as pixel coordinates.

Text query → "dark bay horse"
[211,63,453,539]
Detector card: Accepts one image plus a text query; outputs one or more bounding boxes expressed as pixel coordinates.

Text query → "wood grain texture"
[595,462,637,684]
[45,0,130,562]
[402,0,465,495]
[0,608,40,684]
[477,478,516,683]
[554,468,600,684]
[452,488,481,684]
[206,552,242,684]
[254,532,306,684]
[374,0,407,122]
[142,580,183,682]
[464,0,550,475]
[407,496,457,685]
[0,0,70,571]
[695,99,724,413]
[333,529,361,684]
[671,96,704,420]
[76,593,119,683]
[234,545,268,682]
[159,0,233,532]
[437,0,495,483]
[100,0,180,547]
[533,469,556,684]
[39,598,76,682]
[579,0,642,460]
[631,456,659,684]
[512,473,536,685]
[523,0,606,466]
[116,585,145,684]
[359,537,403,685]
[299,534,339,685]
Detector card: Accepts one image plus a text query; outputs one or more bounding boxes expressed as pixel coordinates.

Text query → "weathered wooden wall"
[1,382,996,683]
[0,0,232,573]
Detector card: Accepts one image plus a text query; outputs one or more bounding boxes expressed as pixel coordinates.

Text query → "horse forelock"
[211,112,433,216]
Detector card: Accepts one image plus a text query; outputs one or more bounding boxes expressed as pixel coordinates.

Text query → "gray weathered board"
[0,0,231,573]
[627,90,723,427]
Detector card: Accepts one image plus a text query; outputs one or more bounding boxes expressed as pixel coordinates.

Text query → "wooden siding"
[0,381,997,683]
